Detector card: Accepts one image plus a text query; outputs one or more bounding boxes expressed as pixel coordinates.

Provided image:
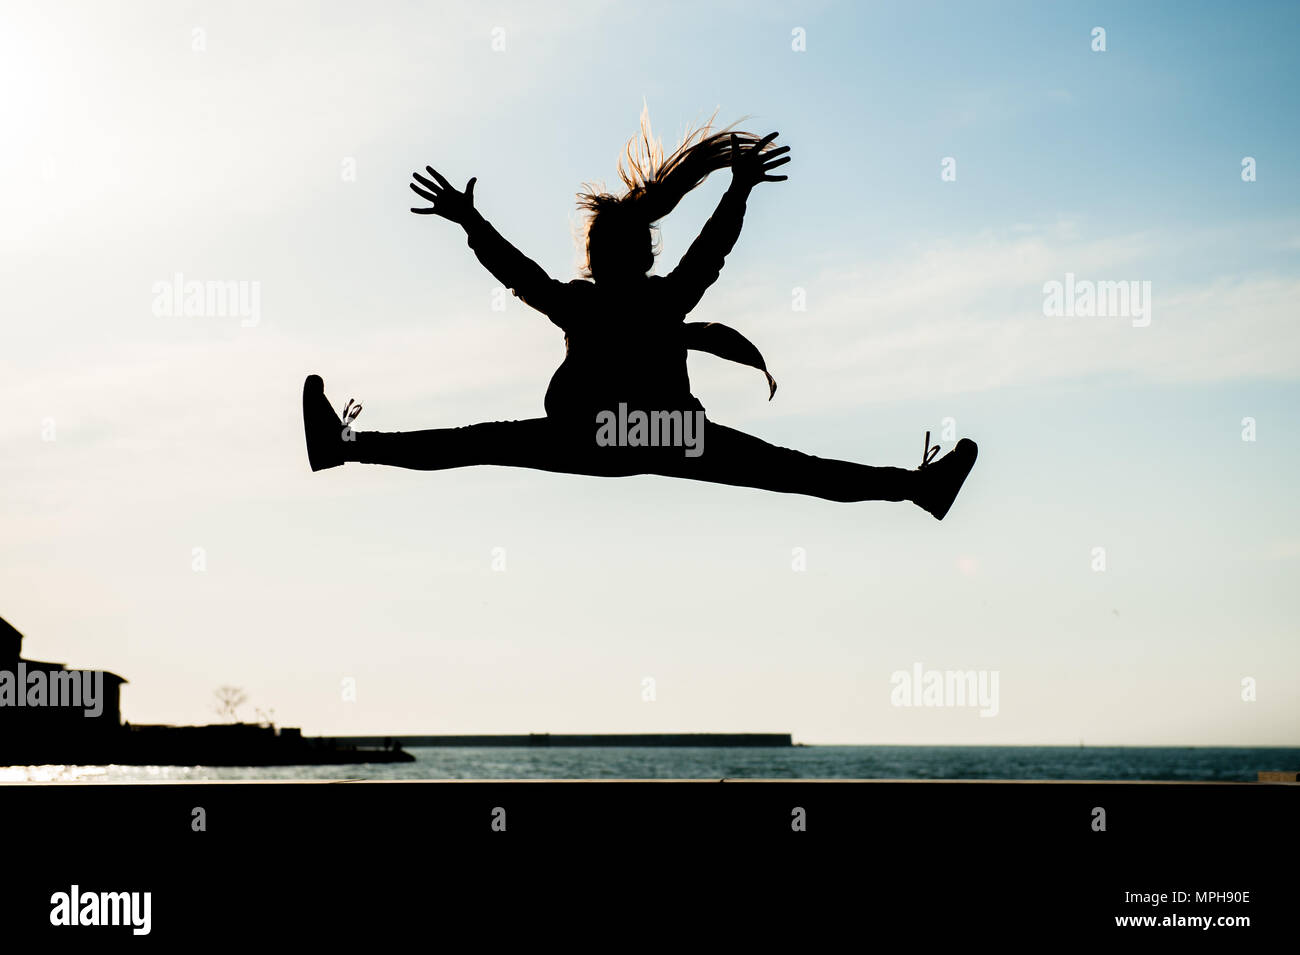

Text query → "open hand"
[410,167,477,222]
[730,132,790,189]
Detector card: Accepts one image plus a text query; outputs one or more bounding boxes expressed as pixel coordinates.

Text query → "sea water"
[2,745,1297,783]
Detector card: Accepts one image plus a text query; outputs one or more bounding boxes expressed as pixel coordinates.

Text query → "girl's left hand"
[410,167,478,221]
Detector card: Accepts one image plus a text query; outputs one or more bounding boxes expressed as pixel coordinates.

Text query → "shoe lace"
[341,399,363,428]
[919,431,940,469]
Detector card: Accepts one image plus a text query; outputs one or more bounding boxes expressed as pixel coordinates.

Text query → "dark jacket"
[461,185,775,423]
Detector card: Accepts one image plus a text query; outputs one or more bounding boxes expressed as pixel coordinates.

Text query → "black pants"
[351,417,913,503]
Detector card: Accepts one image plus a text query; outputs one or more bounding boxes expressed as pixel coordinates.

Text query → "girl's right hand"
[730,133,791,189]
[410,167,478,222]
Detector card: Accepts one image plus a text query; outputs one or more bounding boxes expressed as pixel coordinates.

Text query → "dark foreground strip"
[0,779,1292,941]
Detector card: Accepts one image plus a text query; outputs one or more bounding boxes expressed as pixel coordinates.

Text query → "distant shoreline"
[328,738,1300,750]
[331,733,794,748]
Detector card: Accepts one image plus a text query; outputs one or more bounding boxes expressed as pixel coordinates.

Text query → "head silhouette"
[577,109,771,287]
[583,202,654,284]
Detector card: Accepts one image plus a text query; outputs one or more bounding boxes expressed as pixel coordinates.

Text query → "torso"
[543,277,704,423]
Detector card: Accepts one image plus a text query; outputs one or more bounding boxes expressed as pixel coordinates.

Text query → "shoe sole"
[928,439,978,521]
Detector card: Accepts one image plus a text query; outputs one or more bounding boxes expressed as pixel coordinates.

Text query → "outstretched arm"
[410,167,565,317]
[665,132,790,314]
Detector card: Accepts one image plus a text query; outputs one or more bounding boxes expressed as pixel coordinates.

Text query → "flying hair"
[577,106,775,235]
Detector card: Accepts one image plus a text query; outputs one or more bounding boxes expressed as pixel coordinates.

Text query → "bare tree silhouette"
[213,686,248,723]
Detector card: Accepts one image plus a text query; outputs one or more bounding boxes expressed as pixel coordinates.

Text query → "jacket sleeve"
[462,209,567,321]
[664,184,749,315]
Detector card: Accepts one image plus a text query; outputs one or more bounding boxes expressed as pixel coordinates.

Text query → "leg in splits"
[352,418,644,479]
[351,419,915,502]
[304,376,976,517]
[653,420,916,503]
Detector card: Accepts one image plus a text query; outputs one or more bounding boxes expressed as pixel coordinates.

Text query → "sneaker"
[912,432,978,521]
[303,375,360,472]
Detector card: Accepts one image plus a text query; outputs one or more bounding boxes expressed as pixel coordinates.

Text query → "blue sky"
[1,0,1297,744]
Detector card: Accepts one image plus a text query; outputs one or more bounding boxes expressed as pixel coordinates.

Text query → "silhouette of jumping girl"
[303,114,978,518]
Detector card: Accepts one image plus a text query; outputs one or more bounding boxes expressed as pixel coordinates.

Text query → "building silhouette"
[0,613,410,766]
[0,614,127,763]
